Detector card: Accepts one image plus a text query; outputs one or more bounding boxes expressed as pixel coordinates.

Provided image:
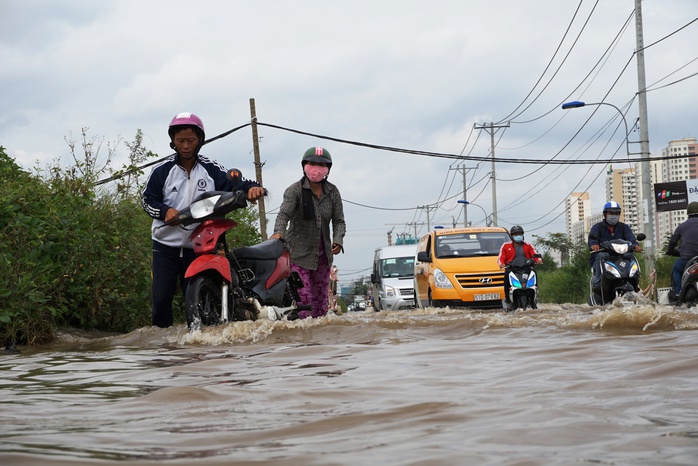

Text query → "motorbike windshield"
[435,232,508,258]
[609,242,630,254]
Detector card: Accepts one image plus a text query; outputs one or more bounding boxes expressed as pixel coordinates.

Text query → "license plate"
[474,293,500,301]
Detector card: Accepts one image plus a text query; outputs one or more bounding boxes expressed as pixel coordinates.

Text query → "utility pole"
[387,222,424,242]
[418,205,437,231]
[635,0,655,272]
[449,165,470,227]
[405,222,424,240]
[474,122,509,226]
[249,98,268,240]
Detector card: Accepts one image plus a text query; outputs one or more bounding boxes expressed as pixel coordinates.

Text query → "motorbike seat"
[231,239,284,261]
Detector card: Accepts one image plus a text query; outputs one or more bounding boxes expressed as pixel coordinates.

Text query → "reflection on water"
[2,301,698,465]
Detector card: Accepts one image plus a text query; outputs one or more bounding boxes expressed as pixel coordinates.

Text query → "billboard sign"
[655,181,688,212]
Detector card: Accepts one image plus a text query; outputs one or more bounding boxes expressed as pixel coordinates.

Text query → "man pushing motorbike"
[666,201,698,303]
[141,112,265,328]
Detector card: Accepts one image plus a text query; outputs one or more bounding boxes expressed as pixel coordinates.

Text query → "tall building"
[653,138,698,249]
[604,166,640,233]
[566,192,591,245]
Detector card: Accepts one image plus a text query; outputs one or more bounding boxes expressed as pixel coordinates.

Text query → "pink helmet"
[168,112,205,140]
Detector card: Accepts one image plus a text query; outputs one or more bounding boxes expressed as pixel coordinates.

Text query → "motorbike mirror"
[227,168,242,183]
[636,233,646,242]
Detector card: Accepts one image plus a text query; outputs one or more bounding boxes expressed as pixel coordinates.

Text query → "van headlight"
[434,268,453,289]
[384,286,396,297]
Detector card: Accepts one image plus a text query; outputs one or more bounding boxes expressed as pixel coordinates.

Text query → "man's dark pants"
[151,241,196,328]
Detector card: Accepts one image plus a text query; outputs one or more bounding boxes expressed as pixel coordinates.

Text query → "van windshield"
[381,257,415,278]
[435,232,509,258]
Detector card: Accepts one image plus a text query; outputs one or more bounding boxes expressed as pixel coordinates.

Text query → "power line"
[257,120,686,165]
[500,0,603,124]
[495,0,589,124]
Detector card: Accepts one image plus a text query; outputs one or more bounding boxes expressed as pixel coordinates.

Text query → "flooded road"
[2,301,698,465]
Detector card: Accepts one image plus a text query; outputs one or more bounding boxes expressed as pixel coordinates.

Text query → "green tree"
[532,232,573,267]
[537,241,591,304]
[1,129,264,346]
[113,129,157,199]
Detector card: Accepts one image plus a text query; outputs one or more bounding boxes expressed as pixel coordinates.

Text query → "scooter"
[161,169,304,329]
[669,254,698,307]
[505,254,541,312]
[588,233,645,306]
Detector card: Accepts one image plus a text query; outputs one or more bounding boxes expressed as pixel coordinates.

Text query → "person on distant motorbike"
[665,201,698,302]
[498,225,542,312]
[141,112,265,328]
[271,147,346,319]
[587,201,642,293]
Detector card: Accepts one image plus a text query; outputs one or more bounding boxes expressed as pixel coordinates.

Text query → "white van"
[370,244,417,311]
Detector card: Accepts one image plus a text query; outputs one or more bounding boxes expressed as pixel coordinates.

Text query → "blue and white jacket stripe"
[141,154,259,248]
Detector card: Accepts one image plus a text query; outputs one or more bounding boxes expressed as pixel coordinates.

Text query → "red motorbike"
[161,169,303,329]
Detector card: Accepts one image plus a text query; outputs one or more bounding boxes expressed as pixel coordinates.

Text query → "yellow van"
[414,226,509,309]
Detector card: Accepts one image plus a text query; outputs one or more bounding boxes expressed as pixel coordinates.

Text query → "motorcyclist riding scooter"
[498,225,542,312]
[588,201,643,305]
[666,201,698,306]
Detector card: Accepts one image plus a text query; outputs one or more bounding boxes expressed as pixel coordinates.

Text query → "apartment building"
[566,192,591,245]
[653,137,698,248]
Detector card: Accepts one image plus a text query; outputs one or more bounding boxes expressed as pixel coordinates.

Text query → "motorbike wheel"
[186,275,223,328]
[518,294,529,311]
[683,286,698,308]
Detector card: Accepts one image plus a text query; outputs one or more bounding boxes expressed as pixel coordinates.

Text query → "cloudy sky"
[2,0,697,286]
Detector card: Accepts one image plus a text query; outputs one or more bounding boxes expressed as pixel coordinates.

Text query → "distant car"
[347,304,356,312]
[370,244,417,311]
[414,226,509,309]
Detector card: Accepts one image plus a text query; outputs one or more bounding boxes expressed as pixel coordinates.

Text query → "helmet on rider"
[301,146,333,169]
[168,112,205,147]
[602,201,622,214]
[510,225,524,236]
[688,201,698,217]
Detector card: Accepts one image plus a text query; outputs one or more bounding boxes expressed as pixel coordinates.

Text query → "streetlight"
[561,101,640,159]
[561,99,655,270]
[457,200,491,226]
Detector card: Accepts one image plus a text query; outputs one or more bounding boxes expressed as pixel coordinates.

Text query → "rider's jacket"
[587,220,638,250]
[141,154,259,248]
[498,241,540,269]
[587,220,638,266]
[666,216,698,260]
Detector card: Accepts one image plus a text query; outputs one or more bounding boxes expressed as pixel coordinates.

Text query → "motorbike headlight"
[190,195,221,219]
[433,268,453,289]
[603,262,622,278]
[384,285,396,297]
[510,273,522,288]
[526,273,536,288]
[629,261,639,277]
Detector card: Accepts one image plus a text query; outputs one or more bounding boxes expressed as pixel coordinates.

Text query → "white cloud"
[1,0,697,283]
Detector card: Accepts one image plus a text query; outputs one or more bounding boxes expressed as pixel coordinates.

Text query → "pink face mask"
[304,164,329,183]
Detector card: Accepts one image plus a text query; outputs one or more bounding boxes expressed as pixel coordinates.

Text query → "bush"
[538,248,592,304]
[0,145,262,346]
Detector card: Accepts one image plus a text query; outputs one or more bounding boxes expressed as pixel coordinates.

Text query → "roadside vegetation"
[0,133,260,348]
